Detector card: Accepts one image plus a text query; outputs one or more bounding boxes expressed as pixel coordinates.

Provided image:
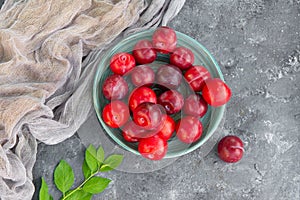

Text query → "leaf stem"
[61,171,98,200]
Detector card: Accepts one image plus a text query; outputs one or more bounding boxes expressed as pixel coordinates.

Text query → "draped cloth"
[0,0,185,199]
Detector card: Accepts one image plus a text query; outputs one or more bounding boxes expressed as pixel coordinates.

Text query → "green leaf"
[82,160,91,179]
[82,177,111,194]
[99,164,113,172]
[65,190,92,200]
[96,146,105,164]
[101,155,123,171]
[85,144,98,173]
[39,178,53,200]
[54,160,74,194]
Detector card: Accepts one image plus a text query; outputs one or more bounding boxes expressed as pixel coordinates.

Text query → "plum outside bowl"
[93,29,225,159]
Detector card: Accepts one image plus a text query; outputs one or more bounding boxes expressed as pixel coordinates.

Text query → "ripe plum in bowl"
[93,28,226,159]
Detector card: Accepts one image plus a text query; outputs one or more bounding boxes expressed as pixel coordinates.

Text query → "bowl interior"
[93,29,225,158]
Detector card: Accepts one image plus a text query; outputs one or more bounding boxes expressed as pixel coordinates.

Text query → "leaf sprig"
[39,145,123,200]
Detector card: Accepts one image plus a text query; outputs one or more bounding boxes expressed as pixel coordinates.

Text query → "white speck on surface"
[168,190,178,200]
[248,35,266,44]
[265,132,274,144]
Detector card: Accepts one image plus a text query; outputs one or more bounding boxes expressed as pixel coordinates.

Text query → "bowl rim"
[93,29,225,158]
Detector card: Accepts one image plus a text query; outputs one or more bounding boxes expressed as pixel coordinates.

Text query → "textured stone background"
[2,0,300,199]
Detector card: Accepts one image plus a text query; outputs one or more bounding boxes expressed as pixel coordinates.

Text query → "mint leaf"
[82,177,111,194]
[39,178,53,200]
[100,155,123,172]
[82,160,91,179]
[96,146,105,163]
[85,145,98,173]
[54,160,74,194]
[65,190,92,200]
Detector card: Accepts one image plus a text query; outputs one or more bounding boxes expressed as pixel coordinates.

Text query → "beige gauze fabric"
[0,0,186,199]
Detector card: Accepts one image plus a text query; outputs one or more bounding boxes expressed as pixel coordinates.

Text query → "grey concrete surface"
[2,0,299,199]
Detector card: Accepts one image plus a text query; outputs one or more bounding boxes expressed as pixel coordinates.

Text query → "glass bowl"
[93,29,225,159]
